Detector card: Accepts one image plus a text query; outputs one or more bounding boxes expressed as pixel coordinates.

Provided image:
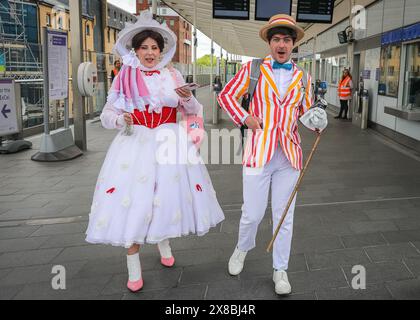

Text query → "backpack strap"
[248,59,263,99]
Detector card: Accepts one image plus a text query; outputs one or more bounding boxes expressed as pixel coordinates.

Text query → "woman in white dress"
[85,12,225,292]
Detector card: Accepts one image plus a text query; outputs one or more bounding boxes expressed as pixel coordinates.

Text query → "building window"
[107,28,110,43]
[326,57,339,85]
[86,24,90,36]
[162,8,167,15]
[46,14,51,26]
[379,44,401,97]
[170,20,175,27]
[403,42,420,109]
[58,17,63,29]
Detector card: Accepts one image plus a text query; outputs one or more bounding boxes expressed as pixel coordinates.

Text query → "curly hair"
[132,30,165,52]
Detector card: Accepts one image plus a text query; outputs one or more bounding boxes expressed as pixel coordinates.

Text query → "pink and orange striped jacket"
[217,55,313,170]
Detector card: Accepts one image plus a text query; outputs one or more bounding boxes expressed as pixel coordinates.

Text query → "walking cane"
[266,130,323,253]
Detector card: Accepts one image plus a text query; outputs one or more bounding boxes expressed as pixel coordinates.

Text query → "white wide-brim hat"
[113,11,177,71]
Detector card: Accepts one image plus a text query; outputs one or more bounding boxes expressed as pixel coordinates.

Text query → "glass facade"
[403,41,420,110]
[378,44,401,97]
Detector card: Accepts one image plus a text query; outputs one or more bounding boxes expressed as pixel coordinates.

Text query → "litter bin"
[186,75,196,97]
[212,76,223,125]
[213,76,223,94]
[361,89,369,130]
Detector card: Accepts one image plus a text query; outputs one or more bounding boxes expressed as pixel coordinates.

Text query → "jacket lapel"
[282,62,303,105]
[260,56,281,101]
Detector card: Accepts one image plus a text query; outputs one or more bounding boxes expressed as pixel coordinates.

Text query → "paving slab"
[1,87,420,300]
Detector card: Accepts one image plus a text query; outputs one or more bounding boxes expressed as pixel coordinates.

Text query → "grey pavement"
[1,87,420,300]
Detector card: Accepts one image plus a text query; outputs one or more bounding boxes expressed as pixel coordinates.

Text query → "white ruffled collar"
[122,49,168,72]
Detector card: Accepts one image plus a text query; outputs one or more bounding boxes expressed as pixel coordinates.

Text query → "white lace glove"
[116,114,126,129]
[300,107,328,132]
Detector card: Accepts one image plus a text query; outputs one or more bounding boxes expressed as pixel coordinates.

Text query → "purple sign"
[362,70,371,80]
[52,36,66,46]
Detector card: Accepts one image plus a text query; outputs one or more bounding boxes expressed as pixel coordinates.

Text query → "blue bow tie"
[273,61,293,71]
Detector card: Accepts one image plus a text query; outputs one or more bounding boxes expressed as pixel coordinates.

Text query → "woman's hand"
[123,113,134,126]
[175,88,192,99]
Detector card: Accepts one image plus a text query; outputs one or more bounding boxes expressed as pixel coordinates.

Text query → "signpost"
[0,79,19,137]
[47,30,69,101]
[31,28,83,162]
[297,0,335,24]
[0,79,32,154]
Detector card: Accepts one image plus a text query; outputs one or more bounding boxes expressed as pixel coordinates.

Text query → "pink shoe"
[127,278,144,292]
[161,256,175,268]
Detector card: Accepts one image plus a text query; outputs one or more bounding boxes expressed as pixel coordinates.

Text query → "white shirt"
[272,59,294,101]
[241,58,294,124]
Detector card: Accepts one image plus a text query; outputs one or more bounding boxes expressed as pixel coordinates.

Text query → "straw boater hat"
[260,14,305,43]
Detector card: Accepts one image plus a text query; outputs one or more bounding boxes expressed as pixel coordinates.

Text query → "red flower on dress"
[106,187,116,194]
[196,184,203,192]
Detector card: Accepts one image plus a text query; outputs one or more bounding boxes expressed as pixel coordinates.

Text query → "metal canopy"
[162,0,310,58]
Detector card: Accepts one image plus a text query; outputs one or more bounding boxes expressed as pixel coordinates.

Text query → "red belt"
[131,106,177,129]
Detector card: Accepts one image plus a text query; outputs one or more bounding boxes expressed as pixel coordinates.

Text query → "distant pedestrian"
[336,68,353,120]
[110,59,121,84]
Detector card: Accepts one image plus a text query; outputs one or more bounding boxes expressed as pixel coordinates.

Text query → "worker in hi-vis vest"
[110,59,121,85]
[335,68,353,120]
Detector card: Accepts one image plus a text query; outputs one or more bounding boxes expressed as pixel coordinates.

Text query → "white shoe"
[273,270,292,295]
[228,247,247,276]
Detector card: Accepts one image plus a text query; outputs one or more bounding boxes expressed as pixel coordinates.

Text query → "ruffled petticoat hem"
[85,221,222,249]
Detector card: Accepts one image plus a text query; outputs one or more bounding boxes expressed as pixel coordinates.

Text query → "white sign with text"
[0,79,19,137]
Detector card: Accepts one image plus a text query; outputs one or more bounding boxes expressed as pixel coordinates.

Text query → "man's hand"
[300,107,328,132]
[245,116,263,133]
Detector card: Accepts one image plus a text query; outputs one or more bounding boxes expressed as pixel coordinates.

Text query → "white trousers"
[237,148,300,271]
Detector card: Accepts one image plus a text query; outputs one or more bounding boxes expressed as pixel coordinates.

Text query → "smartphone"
[175,83,200,91]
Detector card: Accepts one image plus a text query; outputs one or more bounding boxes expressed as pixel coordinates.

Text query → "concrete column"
[348,0,356,120]
[70,0,87,151]
[348,0,355,74]
[210,16,218,125]
[312,36,317,81]
[210,17,214,91]
[193,0,197,84]
[152,0,158,17]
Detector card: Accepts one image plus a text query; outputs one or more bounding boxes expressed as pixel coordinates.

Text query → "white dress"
[85,68,225,248]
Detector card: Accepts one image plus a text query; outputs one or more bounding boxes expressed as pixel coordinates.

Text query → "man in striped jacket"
[218,14,328,295]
